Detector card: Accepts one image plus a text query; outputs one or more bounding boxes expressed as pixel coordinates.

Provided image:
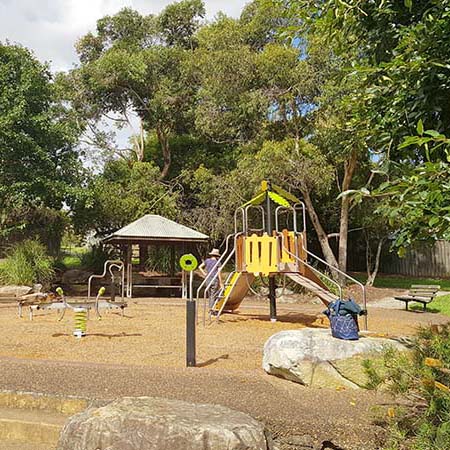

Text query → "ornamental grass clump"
[364,325,450,450]
[0,239,54,286]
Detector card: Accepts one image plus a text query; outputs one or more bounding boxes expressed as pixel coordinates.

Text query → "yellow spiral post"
[74,307,87,338]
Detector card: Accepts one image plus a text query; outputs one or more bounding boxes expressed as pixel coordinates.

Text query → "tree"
[70,3,203,178]
[284,0,450,254]
[71,161,180,237]
[0,42,81,252]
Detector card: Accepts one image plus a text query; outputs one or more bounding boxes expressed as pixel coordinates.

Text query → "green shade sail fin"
[272,184,301,205]
[240,181,301,209]
[268,191,290,208]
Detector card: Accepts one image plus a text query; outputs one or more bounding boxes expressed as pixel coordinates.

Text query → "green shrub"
[80,245,116,273]
[0,239,54,286]
[146,247,174,274]
[365,325,450,449]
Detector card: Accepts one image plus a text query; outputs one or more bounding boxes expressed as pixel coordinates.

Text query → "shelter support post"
[126,244,132,298]
[170,246,175,277]
[139,244,148,269]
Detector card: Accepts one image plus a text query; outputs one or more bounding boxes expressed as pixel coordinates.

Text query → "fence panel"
[382,240,450,278]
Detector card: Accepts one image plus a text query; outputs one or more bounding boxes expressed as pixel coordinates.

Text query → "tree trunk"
[366,237,384,287]
[156,124,171,179]
[338,150,358,274]
[302,188,339,271]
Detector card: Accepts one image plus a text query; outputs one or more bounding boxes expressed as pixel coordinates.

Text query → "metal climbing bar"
[278,232,343,303]
[87,260,125,302]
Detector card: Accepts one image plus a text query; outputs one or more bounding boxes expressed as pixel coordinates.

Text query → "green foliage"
[158,0,205,48]
[364,325,450,449]
[352,274,450,292]
[72,160,180,237]
[80,245,116,273]
[0,43,82,246]
[0,240,54,286]
[146,247,176,274]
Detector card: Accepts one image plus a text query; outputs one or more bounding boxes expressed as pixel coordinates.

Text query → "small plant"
[0,239,54,286]
[364,325,450,449]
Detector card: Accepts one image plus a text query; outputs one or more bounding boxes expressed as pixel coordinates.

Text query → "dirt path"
[0,356,388,449]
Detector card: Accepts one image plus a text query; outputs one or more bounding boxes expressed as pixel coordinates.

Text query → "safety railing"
[278,232,343,302]
[195,233,235,324]
[297,240,368,330]
[275,203,307,234]
[201,244,237,326]
[211,270,237,322]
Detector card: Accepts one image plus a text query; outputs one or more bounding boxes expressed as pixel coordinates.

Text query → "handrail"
[293,202,307,234]
[195,233,235,324]
[298,240,368,330]
[234,208,245,234]
[278,233,343,302]
[196,233,234,302]
[275,205,292,233]
[202,245,237,326]
[244,205,265,234]
[213,270,239,322]
[87,260,124,302]
[274,203,307,234]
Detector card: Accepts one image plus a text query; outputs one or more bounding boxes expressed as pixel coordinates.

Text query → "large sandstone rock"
[0,285,32,298]
[263,328,406,389]
[57,396,274,450]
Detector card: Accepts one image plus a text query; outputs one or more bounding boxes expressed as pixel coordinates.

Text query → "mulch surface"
[0,289,448,449]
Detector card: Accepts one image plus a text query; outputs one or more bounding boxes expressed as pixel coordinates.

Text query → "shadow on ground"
[197,354,230,368]
[52,332,142,339]
[224,311,326,327]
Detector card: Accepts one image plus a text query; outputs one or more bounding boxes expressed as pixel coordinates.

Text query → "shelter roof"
[103,215,209,244]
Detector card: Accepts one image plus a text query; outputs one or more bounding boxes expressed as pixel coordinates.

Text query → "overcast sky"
[0,0,247,72]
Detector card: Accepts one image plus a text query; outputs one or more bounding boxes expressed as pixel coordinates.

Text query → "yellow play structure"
[196,181,367,328]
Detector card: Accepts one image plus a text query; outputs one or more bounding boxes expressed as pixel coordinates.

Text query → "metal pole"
[269,276,277,322]
[186,270,196,367]
[265,181,277,322]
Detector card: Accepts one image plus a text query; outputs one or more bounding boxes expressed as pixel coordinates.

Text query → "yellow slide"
[213,272,255,312]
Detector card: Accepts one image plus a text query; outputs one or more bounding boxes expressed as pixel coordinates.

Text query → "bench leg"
[423,303,427,311]
[405,301,409,311]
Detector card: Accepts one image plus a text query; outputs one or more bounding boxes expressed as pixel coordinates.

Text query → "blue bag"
[325,300,360,340]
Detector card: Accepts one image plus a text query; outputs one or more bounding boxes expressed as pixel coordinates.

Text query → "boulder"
[57,396,275,450]
[0,285,32,298]
[263,328,406,389]
[61,269,92,285]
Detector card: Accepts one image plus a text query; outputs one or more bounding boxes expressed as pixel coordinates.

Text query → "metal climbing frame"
[87,260,125,303]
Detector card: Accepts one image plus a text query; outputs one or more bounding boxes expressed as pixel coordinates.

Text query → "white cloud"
[0,0,248,71]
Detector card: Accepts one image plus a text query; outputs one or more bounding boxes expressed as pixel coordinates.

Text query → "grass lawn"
[59,246,88,270]
[352,273,450,291]
[410,294,450,316]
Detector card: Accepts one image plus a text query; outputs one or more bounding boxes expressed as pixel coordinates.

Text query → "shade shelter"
[103,215,209,298]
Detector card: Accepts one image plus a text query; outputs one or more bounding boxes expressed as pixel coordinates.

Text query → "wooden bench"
[394,285,440,311]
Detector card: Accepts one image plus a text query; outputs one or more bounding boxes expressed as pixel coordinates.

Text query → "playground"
[0,290,449,450]
[0,291,448,369]
[1,180,450,450]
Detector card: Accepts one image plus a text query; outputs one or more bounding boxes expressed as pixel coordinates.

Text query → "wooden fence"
[381,240,450,278]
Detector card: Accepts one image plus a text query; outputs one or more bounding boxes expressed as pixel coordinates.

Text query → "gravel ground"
[0,291,448,449]
[0,356,388,449]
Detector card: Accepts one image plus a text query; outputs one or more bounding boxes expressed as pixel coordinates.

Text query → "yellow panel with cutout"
[281,230,297,263]
[244,233,278,276]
